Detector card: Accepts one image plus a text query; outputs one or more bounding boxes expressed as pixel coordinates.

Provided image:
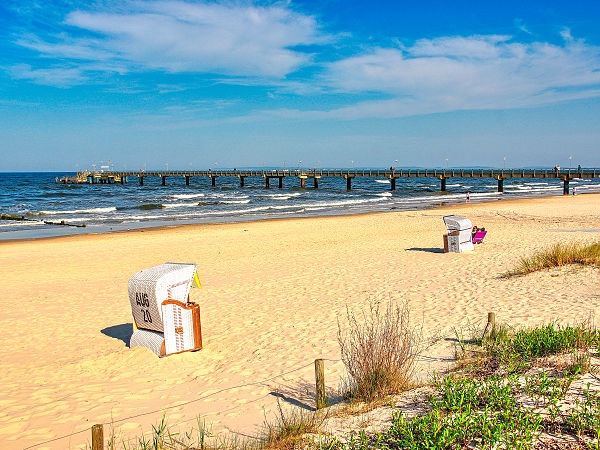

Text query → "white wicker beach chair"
[128,262,202,357]
[443,215,474,253]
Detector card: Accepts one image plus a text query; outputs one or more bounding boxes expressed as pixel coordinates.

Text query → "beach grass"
[505,241,600,277]
[101,402,324,449]
[337,301,419,403]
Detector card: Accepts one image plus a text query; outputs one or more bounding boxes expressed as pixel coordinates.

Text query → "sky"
[1,0,600,171]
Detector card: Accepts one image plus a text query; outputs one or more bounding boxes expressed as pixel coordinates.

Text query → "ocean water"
[1,171,599,240]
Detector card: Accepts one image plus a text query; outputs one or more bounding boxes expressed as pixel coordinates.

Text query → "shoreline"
[0,191,591,245]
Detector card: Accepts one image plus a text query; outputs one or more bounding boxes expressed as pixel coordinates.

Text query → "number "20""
[141,309,152,323]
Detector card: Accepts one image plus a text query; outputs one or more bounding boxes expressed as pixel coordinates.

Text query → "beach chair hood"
[443,215,472,232]
[128,262,197,334]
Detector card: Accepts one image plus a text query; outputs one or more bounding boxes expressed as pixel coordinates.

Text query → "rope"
[23,358,341,449]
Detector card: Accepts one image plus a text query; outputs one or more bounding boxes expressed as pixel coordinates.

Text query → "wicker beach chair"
[128,262,202,357]
[443,215,475,253]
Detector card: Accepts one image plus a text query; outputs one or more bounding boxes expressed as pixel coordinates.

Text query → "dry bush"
[337,301,419,403]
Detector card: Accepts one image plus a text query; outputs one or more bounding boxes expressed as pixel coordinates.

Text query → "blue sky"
[1,0,600,171]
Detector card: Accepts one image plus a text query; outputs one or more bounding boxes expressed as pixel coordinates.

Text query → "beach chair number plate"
[135,293,153,323]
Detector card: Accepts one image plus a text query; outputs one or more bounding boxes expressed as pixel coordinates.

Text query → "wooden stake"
[92,424,104,450]
[482,312,496,339]
[315,359,326,410]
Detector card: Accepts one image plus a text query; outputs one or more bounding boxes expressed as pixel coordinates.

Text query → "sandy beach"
[1,193,599,449]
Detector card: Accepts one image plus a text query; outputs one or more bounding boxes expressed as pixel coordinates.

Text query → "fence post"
[92,424,104,450]
[482,312,496,340]
[315,359,326,410]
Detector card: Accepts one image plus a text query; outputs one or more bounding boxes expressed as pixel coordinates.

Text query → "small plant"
[484,321,600,370]
[337,301,418,402]
[505,241,600,276]
[566,350,592,376]
[260,400,324,449]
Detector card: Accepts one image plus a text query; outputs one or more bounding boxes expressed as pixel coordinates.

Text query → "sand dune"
[1,194,599,448]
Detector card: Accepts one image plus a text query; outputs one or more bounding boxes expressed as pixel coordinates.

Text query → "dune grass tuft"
[505,241,600,277]
[337,301,418,403]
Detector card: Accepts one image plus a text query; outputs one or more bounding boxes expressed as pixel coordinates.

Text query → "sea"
[1,170,599,240]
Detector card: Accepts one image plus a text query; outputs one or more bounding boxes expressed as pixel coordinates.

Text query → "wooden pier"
[58,168,600,195]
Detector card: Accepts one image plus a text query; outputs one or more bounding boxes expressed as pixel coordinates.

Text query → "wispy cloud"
[11,0,329,84]
[6,64,86,87]
[284,33,600,119]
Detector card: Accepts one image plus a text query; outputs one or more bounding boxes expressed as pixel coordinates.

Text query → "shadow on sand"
[406,247,445,254]
[101,323,133,347]
[270,382,342,412]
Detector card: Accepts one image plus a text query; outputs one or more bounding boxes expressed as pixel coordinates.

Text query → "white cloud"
[308,33,600,119]
[15,1,328,80]
[6,64,86,87]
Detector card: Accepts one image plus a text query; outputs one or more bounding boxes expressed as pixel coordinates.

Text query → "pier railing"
[59,167,600,195]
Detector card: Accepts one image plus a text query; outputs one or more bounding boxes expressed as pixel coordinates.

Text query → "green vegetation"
[341,321,600,449]
[505,241,600,276]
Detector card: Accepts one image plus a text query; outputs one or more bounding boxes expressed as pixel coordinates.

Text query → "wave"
[220,200,251,204]
[35,207,117,215]
[170,193,205,199]
[263,192,302,198]
[375,179,390,184]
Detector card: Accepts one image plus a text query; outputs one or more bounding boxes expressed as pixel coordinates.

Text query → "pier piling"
[161,176,166,186]
[346,177,352,190]
[390,178,396,191]
[185,176,190,186]
[239,176,245,187]
[313,177,319,189]
[211,176,216,187]
[440,177,446,191]
[563,178,570,195]
[497,178,504,193]
[265,177,270,188]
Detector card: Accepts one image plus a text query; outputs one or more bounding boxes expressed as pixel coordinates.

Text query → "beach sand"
[1,194,599,449]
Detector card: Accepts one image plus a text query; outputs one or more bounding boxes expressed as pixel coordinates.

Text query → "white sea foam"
[377,192,393,197]
[39,207,117,215]
[264,192,302,198]
[170,193,205,199]
[0,221,43,228]
[375,179,390,184]
[220,200,251,204]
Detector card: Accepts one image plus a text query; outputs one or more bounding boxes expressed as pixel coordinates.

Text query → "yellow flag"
[193,271,202,288]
